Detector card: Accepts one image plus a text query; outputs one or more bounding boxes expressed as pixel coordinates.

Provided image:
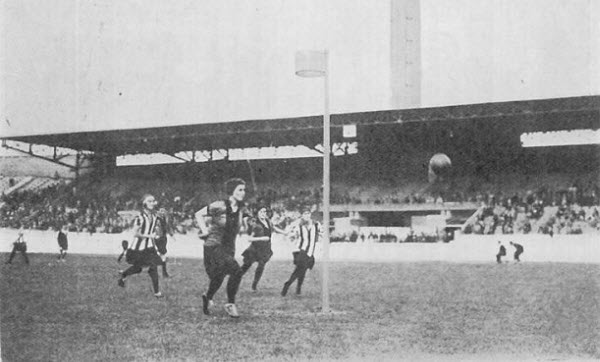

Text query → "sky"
[0,0,599,139]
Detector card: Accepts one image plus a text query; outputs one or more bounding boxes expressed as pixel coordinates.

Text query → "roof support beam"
[2,141,94,180]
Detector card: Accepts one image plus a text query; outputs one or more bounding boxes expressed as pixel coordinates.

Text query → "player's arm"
[244,219,269,242]
[247,235,270,242]
[317,222,324,242]
[288,225,302,248]
[238,207,252,234]
[195,206,210,239]
[272,225,288,235]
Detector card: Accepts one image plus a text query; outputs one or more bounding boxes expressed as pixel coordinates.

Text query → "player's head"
[300,207,313,223]
[141,194,157,211]
[225,178,246,201]
[255,204,269,220]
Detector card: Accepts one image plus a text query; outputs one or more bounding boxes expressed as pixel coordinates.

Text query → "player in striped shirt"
[281,208,321,297]
[117,194,164,298]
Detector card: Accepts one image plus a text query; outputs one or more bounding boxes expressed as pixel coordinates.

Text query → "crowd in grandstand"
[1,171,598,238]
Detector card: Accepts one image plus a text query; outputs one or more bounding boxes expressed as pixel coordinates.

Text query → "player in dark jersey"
[496,241,506,264]
[240,204,287,291]
[117,194,164,298]
[57,226,68,262]
[509,241,524,262]
[155,208,173,278]
[282,208,321,296]
[195,178,250,318]
[6,227,29,265]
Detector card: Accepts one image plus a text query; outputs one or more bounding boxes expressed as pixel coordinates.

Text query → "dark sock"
[227,272,242,304]
[148,267,159,293]
[253,263,265,289]
[296,269,307,294]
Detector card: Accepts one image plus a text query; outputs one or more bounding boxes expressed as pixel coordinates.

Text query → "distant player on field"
[509,241,524,262]
[117,194,164,298]
[195,178,251,318]
[240,204,287,291]
[282,208,321,297]
[6,227,29,265]
[496,241,506,264]
[57,226,68,262]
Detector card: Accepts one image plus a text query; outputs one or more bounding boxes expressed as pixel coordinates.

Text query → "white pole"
[294,49,331,313]
[322,50,331,313]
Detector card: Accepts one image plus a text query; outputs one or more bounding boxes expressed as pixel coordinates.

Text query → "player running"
[281,208,321,297]
[240,204,287,291]
[117,194,165,298]
[195,178,250,318]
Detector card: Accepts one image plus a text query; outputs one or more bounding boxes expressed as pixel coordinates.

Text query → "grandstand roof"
[3,95,599,156]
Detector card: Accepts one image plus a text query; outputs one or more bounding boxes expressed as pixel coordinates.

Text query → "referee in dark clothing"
[510,241,524,262]
[117,194,164,298]
[282,208,321,296]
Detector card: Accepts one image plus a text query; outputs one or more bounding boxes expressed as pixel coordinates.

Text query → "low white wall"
[1,228,598,264]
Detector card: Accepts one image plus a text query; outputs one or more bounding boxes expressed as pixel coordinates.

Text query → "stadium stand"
[2,95,598,238]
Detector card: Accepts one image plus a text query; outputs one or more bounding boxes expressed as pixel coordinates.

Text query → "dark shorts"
[242,244,273,264]
[126,248,162,267]
[58,241,68,250]
[155,237,167,255]
[293,250,315,270]
[203,245,240,280]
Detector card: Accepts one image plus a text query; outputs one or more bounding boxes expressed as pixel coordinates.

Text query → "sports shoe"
[118,278,125,288]
[154,292,164,298]
[224,303,239,318]
[202,294,214,315]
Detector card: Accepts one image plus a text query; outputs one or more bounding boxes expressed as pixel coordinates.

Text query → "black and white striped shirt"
[131,211,158,251]
[294,222,320,257]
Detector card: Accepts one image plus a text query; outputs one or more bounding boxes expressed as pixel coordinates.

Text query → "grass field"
[1,253,599,361]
